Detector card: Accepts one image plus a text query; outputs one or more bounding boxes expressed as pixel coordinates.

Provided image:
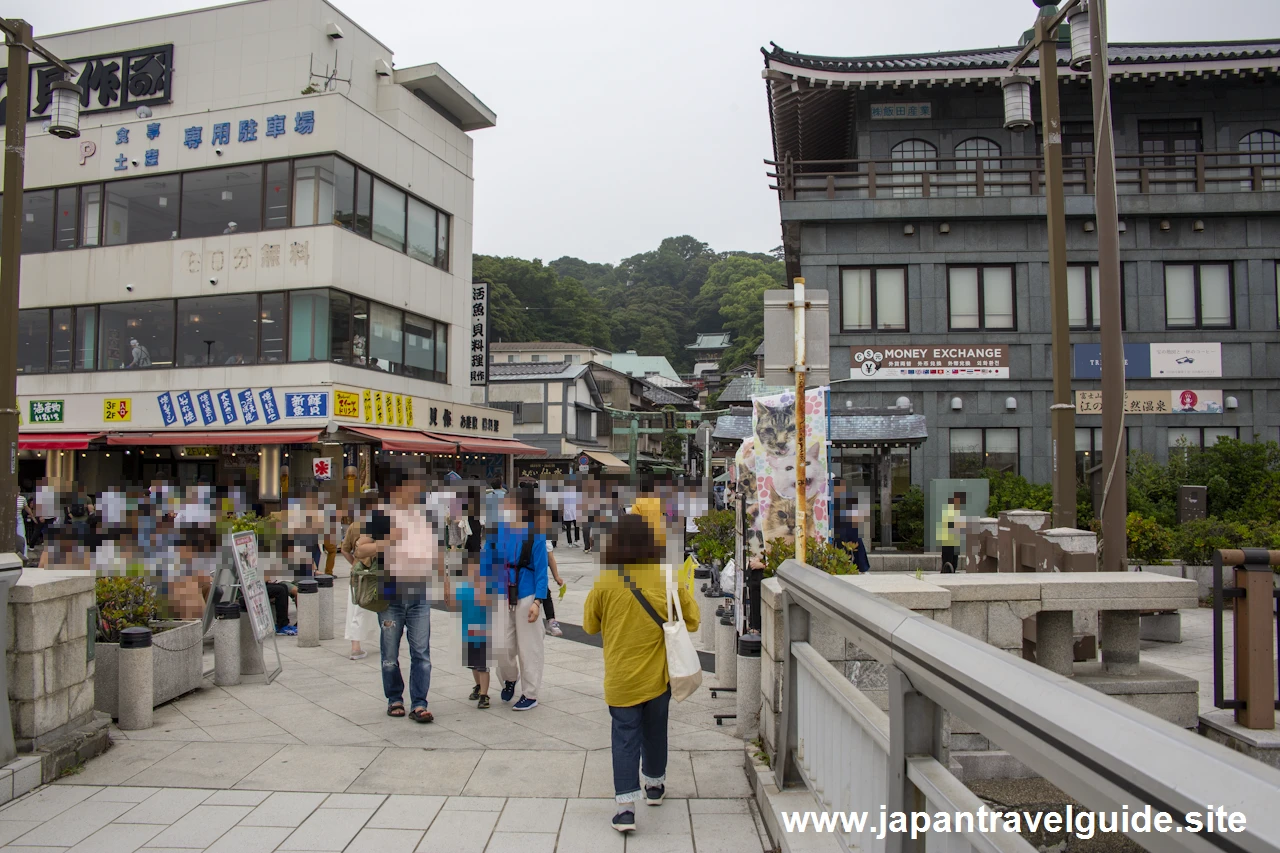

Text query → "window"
[50,308,73,372]
[890,139,937,198]
[1239,130,1280,191]
[333,159,356,231]
[180,165,264,238]
[328,290,353,365]
[288,290,330,362]
[1164,263,1232,329]
[177,295,258,366]
[531,354,544,363]
[1139,119,1201,193]
[258,293,285,363]
[953,137,1002,197]
[437,213,450,271]
[99,300,175,369]
[75,307,96,370]
[949,427,1019,477]
[351,298,369,366]
[17,310,49,374]
[404,313,448,383]
[54,187,78,250]
[78,185,102,247]
[1168,426,1238,456]
[1068,265,1102,329]
[263,162,291,230]
[949,266,1014,330]
[1075,427,1131,482]
[355,169,373,237]
[21,190,55,254]
[104,175,179,245]
[567,354,580,364]
[575,408,593,441]
[841,267,907,331]
[369,303,403,373]
[507,355,516,363]
[406,197,437,265]
[372,179,406,251]
[292,157,335,227]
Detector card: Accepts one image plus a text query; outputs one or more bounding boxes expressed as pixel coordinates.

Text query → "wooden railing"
[767,151,1280,201]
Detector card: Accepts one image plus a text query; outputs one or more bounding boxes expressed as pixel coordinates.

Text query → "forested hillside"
[472,236,784,374]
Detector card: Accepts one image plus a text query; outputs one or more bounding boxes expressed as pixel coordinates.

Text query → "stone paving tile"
[57,742,185,787]
[115,787,213,825]
[366,794,447,830]
[202,790,271,806]
[238,791,329,827]
[0,820,41,845]
[1,846,71,852]
[494,797,566,834]
[88,787,161,804]
[202,825,293,853]
[416,809,498,853]
[6,799,135,847]
[462,751,586,798]
[0,784,101,821]
[690,751,754,798]
[322,793,388,809]
[128,742,284,789]
[556,798,624,853]
[234,744,383,792]
[687,797,750,814]
[346,749,482,796]
[578,750,696,800]
[200,719,293,742]
[483,831,558,853]
[278,805,378,851]
[62,822,166,853]
[689,811,770,853]
[441,796,507,812]
[142,805,254,849]
[343,827,426,853]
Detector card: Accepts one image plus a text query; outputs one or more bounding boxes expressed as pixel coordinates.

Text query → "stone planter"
[94,620,204,718]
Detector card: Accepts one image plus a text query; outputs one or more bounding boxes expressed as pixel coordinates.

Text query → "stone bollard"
[296,578,319,648]
[118,627,153,731]
[213,602,242,687]
[735,634,762,739]
[240,612,265,677]
[315,574,335,641]
[715,615,737,690]
[700,587,720,651]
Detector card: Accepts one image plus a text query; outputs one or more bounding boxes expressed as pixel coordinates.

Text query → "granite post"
[117,627,152,731]
[296,578,319,648]
[213,601,241,687]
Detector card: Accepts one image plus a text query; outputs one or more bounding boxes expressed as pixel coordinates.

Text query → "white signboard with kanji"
[470,281,489,386]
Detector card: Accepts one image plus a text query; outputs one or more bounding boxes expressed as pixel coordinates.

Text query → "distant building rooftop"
[687,333,732,351]
[610,351,681,382]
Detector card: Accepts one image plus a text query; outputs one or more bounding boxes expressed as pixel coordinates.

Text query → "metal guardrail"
[1212,549,1280,729]
[774,558,1280,853]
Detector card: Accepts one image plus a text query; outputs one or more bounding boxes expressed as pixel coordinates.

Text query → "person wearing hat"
[127,338,151,368]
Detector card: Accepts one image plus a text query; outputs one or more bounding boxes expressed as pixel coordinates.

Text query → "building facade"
[763,38,1280,493]
[8,0,535,495]
[488,341,611,366]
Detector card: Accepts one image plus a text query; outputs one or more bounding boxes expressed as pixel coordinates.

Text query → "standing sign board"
[203,531,282,683]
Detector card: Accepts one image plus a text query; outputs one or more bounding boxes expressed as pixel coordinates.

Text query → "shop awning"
[106,430,323,446]
[344,427,455,454]
[585,449,629,471]
[18,432,103,450]
[425,433,549,457]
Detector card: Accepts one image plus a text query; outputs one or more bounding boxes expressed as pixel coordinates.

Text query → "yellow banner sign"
[374,391,385,425]
[335,390,360,420]
[405,397,414,427]
[103,398,132,422]
[362,389,374,423]
[395,395,404,426]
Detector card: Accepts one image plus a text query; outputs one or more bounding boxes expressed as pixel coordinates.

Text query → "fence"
[773,558,1280,853]
[1212,549,1280,730]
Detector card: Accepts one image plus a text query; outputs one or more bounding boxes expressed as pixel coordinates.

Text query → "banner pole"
[793,277,807,565]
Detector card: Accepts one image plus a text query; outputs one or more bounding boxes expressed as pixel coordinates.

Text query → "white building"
[8,0,540,495]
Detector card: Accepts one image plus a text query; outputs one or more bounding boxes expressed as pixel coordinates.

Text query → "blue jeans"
[380,597,432,710]
[609,688,671,801]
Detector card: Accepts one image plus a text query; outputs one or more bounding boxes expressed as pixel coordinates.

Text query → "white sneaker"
[545,620,563,637]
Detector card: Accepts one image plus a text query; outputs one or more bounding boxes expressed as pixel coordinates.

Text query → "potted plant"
[93,577,205,718]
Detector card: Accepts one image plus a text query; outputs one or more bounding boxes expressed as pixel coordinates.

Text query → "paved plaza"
[0,547,769,852]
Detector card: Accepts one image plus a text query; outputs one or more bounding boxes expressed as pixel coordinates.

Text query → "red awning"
[425,433,549,457]
[106,430,323,446]
[19,433,103,450]
[344,427,455,454]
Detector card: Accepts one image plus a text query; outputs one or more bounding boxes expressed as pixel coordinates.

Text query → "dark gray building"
[763,37,1280,506]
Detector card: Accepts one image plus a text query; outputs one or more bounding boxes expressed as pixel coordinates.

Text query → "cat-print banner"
[749,389,830,546]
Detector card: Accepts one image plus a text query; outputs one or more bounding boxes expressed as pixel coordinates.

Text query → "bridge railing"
[772,559,1280,853]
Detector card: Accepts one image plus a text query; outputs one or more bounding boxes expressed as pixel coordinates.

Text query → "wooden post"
[1226,549,1280,730]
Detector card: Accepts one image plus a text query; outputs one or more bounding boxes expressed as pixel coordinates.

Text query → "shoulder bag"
[351,554,390,613]
[621,566,703,702]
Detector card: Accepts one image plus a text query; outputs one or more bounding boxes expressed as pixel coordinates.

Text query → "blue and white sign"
[176,392,197,426]
[217,390,238,424]
[197,391,217,426]
[157,392,177,427]
[259,388,280,424]
[237,389,259,424]
[1072,344,1150,380]
[1073,343,1221,380]
[285,392,328,418]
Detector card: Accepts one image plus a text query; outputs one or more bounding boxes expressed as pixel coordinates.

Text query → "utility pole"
[793,277,807,565]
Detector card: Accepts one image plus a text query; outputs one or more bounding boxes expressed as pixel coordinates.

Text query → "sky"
[14,0,1280,264]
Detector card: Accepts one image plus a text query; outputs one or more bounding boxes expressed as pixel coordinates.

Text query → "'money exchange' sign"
[850,345,1010,380]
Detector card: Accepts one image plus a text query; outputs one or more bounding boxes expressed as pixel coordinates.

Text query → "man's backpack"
[351,555,390,613]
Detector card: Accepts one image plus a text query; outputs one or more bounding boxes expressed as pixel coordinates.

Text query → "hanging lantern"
[1001,75,1034,131]
[1068,5,1091,71]
[47,80,83,139]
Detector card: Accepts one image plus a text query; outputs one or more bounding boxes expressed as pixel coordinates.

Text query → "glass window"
[333,159,356,231]
[948,267,980,329]
[1204,427,1238,447]
[75,306,97,371]
[436,213,450,270]
[329,290,352,364]
[841,267,906,331]
[1067,265,1105,329]
[292,157,335,227]
[948,428,983,478]
[21,190,54,254]
[403,313,436,379]
[949,266,1014,330]
[953,137,1002,197]
[180,165,264,238]
[984,428,1019,474]
[1239,130,1280,191]
[258,293,285,363]
[369,303,403,373]
[355,169,373,237]
[435,323,448,382]
[1164,263,1232,329]
[841,269,872,331]
[99,300,175,369]
[950,428,1018,477]
[50,308,73,372]
[17,309,49,374]
[877,268,907,330]
[406,198,437,265]
[104,175,180,245]
[352,297,369,366]
[1199,264,1231,327]
[288,290,330,362]
[264,162,291,230]
[983,267,1014,329]
[54,187,78,250]
[890,139,937,199]
[177,295,258,366]
[80,185,102,247]
[372,179,406,251]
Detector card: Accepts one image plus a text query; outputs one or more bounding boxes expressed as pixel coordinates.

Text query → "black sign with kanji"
[0,44,174,125]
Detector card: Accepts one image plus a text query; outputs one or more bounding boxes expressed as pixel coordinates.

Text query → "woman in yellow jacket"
[583,512,700,834]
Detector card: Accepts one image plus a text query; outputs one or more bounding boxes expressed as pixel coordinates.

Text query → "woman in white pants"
[495,488,548,711]
[340,496,379,659]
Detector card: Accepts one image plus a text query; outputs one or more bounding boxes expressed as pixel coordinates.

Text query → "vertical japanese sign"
[470,281,489,386]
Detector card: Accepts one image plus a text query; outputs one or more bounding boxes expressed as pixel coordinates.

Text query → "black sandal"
[387,703,406,717]
[409,708,434,724]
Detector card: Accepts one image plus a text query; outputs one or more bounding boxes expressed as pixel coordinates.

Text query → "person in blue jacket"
[494,485,548,710]
[832,480,872,574]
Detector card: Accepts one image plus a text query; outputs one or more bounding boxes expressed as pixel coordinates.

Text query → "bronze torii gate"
[603,406,729,478]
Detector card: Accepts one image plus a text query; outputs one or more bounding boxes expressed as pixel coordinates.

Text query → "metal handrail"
[775,559,1280,853]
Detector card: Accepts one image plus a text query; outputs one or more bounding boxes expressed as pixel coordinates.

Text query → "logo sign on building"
[1075,389,1224,415]
[28,400,64,424]
[0,45,173,125]
[217,390,238,424]
[103,398,131,423]
[197,391,218,426]
[850,345,1009,380]
[1073,343,1220,379]
[313,458,333,482]
[285,392,328,419]
[470,281,489,386]
[334,390,360,420]
[870,102,932,120]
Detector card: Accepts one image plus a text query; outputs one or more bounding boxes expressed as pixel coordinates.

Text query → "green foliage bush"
[691,509,736,567]
[1126,513,1173,563]
[762,536,861,577]
[895,486,925,550]
[95,577,158,643]
[983,469,1053,515]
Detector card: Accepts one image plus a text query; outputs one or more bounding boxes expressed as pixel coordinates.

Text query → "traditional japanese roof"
[639,380,697,408]
[490,341,606,352]
[716,377,790,405]
[487,361,586,380]
[687,333,732,351]
[609,352,682,382]
[644,375,696,392]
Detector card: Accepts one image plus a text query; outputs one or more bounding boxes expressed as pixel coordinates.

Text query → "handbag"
[506,534,534,608]
[351,556,390,613]
[623,567,703,702]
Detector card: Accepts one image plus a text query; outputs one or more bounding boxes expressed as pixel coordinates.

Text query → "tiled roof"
[488,361,582,379]
[687,333,731,350]
[716,376,791,404]
[489,341,601,351]
[610,353,681,382]
[764,40,1280,74]
[640,382,695,407]
[644,375,695,391]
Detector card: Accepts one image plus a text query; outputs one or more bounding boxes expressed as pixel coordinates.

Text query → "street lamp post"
[1005,0,1124,565]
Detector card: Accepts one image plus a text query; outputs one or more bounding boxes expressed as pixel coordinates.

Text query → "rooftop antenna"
[308,50,352,93]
